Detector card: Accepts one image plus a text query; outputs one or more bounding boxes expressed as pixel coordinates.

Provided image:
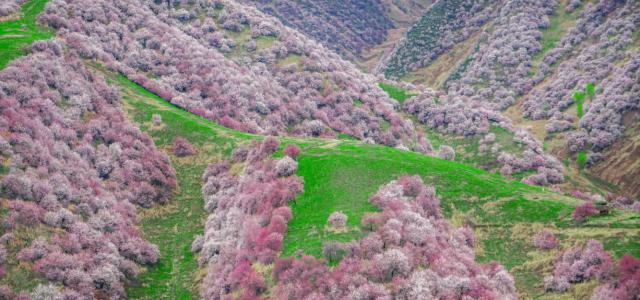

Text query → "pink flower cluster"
[0,0,26,17]
[592,254,640,300]
[544,240,613,292]
[196,165,517,298]
[0,44,176,298]
[193,138,303,299]
[571,202,600,222]
[532,230,559,250]
[39,0,427,151]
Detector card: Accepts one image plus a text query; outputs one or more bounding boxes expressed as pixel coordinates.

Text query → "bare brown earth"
[401,29,483,89]
[358,28,408,72]
[590,111,640,199]
[357,0,433,72]
[382,0,433,26]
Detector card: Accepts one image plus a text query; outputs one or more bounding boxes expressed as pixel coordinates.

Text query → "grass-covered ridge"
[91,64,640,299]
[0,0,53,69]
[378,82,417,103]
[93,65,251,299]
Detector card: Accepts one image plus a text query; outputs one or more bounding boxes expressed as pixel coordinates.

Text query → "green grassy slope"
[0,0,53,69]
[98,68,250,299]
[378,82,417,103]
[93,65,329,298]
[1,2,637,299]
[93,66,639,299]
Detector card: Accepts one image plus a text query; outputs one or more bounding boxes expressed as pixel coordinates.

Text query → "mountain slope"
[95,63,638,299]
[40,0,429,151]
[0,0,638,298]
[379,0,640,198]
[239,0,433,61]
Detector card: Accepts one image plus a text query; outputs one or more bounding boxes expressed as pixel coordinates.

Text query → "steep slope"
[380,0,496,79]
[40,0,428,151]
[101,65,639,299]
[0,44,176,298]
[590,111,640,199]
[238,0,433,62]
[0,0,637,299]
[382,0,640,198]
[238,0,394,61]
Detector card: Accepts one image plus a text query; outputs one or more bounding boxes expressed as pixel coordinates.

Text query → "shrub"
[232,146,250,162]
[172,137,196,157]
[373,249,411,281]
[323,242,346,263]
[532,230,558,250]
[275,156,298,177]
[151,114,162,126]
[261,136,280,154]
[283,144,301,159]
[592,253,640,299]
[437,145,455,161]
[0,285,13,299]
[572,202,599,222]
[327,211,348,229]
[0,0,26,18]
[545,240,613,292]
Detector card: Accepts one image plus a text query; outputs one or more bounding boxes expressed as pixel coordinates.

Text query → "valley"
[0,0,638,299]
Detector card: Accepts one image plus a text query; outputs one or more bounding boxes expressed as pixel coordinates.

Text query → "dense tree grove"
[404,88,565,185]
[524,0,636,119]
[400,0,640,170]
[544,240,613,293]
[0,0,26,17]
[194,138,304,298]
[0,44,176,297]
[399,0,570,186]
[592,254,640,299]
[519,0,640,162]
[239,0,395,60]
[40,0,430,152]
[446,0,556,111]
[274,176,517,299]
[567,52,640,156]
[381,0,496,78]
[195,165,518,298]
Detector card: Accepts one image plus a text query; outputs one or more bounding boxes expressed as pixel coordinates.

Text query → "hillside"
[38,0,433,152]
[84,62,640,298]
[238,0,432,62]
[377,0,640,197]
[0,0,638,299]
[103,64,638,299]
